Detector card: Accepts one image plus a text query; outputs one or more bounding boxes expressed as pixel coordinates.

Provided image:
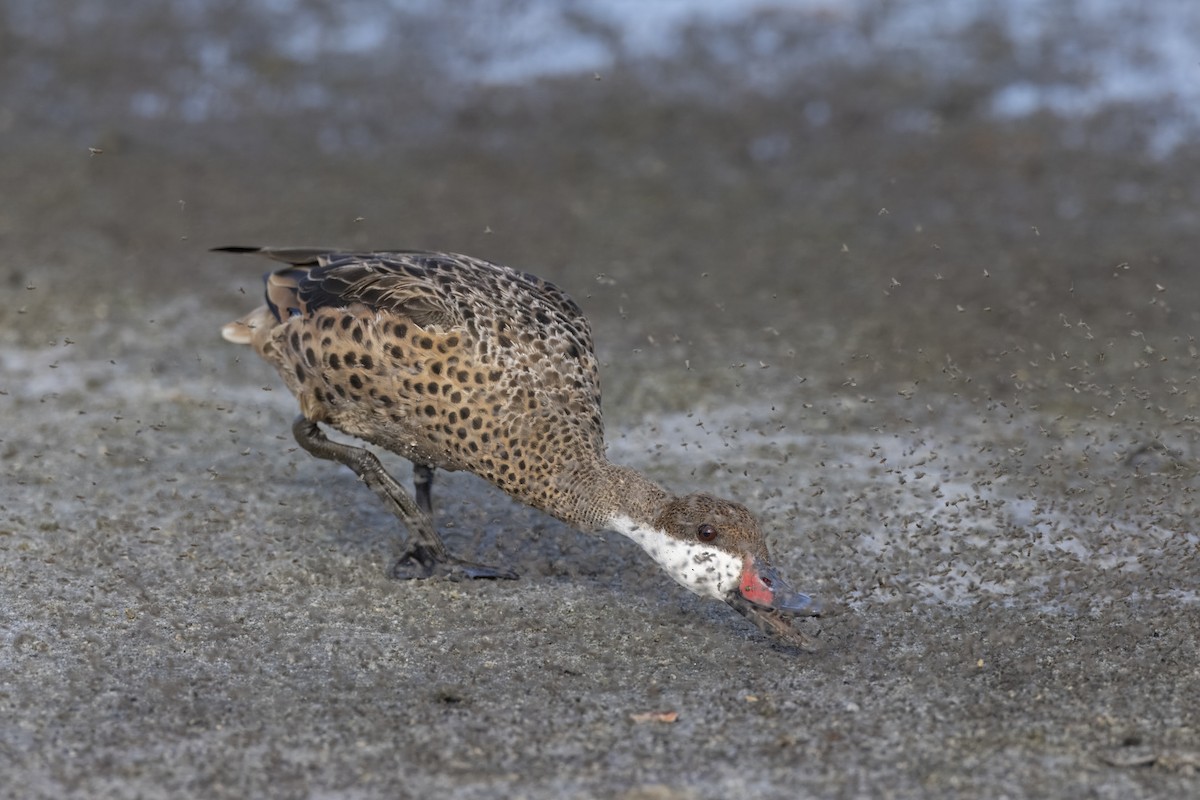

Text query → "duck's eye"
[697,523,718,542]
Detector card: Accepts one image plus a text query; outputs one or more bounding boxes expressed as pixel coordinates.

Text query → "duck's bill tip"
[772,590,823,616]
[737,558,822,616]
[726,594,823,651]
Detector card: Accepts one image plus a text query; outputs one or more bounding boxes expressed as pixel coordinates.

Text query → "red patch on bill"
[739,557,775,606]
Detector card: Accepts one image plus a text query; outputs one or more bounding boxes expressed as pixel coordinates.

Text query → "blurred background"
[5,0,1200,412]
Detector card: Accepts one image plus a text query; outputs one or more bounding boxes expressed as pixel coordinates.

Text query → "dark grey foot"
[391,544,519,581]
[289,418,517,582]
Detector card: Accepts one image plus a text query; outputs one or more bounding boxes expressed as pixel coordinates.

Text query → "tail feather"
[212,245,336,266]
[221,306,276,348]
[221,319,254,344]
[216,246,322,345]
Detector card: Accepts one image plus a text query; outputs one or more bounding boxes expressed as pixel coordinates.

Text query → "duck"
[218,247,821,646]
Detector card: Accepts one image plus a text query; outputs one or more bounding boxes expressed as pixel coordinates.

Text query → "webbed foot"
[390,544,519,581]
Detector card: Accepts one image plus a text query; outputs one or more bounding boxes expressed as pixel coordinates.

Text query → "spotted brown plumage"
[220,247,821,647]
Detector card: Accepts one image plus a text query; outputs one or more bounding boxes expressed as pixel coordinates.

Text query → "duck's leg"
[413,463,435,516]
[291,417,517,581]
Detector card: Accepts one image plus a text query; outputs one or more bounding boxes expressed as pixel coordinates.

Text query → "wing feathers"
[217,248,512,330]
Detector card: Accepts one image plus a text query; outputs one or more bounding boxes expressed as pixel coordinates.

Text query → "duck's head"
[611,493,822,648]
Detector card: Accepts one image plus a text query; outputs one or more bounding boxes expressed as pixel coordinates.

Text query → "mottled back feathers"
[223,247,609,524]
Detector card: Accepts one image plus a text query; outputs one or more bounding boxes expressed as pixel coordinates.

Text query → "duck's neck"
[548,459,672,533]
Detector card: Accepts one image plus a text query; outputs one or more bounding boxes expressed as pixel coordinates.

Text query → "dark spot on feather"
[419,337,434,349]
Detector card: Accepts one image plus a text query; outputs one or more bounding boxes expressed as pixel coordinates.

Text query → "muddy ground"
[3,10,1200,799]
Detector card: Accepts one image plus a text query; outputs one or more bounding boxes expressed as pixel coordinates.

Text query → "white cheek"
[655,540,741,601]
[608,516,741,601]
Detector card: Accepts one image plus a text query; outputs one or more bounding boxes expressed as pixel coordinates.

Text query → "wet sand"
[3,23,1199,800]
